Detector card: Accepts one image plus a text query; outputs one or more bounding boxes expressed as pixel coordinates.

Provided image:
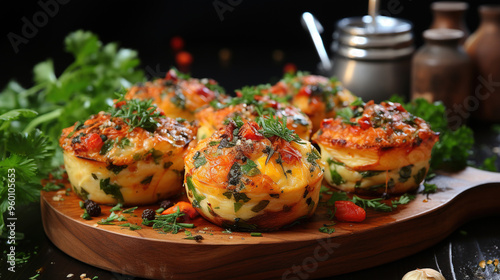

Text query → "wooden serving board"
[41,167,500,280]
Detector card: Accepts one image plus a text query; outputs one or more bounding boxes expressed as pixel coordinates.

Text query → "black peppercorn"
[159,200,174,209]
[142,209,156,221]
[84,200,101,217]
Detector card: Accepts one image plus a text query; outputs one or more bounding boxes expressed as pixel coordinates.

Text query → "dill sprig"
[142,208,194,234]
[257,113,304,144]
[110,91,164,133]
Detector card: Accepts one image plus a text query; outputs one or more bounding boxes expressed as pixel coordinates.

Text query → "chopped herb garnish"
[251,200,269,213]
[117,137,131,148]
[99,178,124,203]
[228,162,242,186]
[170,88,187,109]
[140,175,154,185]
[163,161,173,169]
[319,223,336,234]
[119,223,141,230]
[193,151,207,168]
[398,165,413,182]
[327,158,345,166]
[359,170,383,178]
[110,203,123,212]
[186,176,206,207]
[99,139,115,155]
[351,195,393,212]
[423,182,438,194]
[234,202,243,212]
[122,206,138,213]
[250,232,262,237]
[413,167,427,184]
[81,211,91,220]
[233,192,251,203]
[97,211,119,225]
[209,141,220,146]
[391,193,415,207]
[106,163,128,175]
[329,168,345,185]
[257,114,303,143]
[240,159,261,176]
[110,92,164,133]
[41,182,64,192]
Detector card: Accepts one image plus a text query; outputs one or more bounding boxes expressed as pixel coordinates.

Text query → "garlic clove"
[402,268,446,280]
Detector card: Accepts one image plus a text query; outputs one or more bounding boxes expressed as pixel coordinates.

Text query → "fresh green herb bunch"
[110,91,164,133]
[0,30,144,234]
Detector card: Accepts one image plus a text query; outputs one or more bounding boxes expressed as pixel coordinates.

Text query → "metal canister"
[327,15,414,102]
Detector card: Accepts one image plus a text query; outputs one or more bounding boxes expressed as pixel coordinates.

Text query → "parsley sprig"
[110,92,164,133]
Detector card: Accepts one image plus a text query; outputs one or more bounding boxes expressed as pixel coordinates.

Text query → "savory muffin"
[59,96,197,205]
[312,100,439,195]
[184,117,324,231]
[270,72,356,134]
[125,68,227,121]
[195,85,312,141]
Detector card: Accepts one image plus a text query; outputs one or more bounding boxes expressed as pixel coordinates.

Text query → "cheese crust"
[312,101,439,195]
[184,120,324,231]
[59,110,197,205]
[125,69,227,121]
[270,73,356,133]
[195,103,312,141]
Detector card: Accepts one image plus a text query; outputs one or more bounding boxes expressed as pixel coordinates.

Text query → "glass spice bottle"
[412,29,473,129]
[430,2,469,44]
[465,5,500,122]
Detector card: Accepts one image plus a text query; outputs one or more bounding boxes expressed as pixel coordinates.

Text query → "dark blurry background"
[1,0,498,92]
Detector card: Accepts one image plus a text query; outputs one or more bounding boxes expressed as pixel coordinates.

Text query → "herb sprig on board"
[142,208,194,234]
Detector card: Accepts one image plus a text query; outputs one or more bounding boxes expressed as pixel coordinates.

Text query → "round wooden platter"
[41,167,500,280]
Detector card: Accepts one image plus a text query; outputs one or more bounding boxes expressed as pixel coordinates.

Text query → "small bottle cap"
[423,28,464,41]
[431,2,469,12]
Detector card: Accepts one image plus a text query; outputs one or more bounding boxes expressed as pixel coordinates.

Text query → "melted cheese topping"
[269,74,356,133]
[184,121,324,230]
[125,70,227,121]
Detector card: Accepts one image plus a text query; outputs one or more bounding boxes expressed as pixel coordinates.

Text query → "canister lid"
[336,15,412,36]
[332,15,414,60]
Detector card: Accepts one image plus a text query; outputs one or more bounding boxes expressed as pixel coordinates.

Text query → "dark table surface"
[1,122,499,280]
